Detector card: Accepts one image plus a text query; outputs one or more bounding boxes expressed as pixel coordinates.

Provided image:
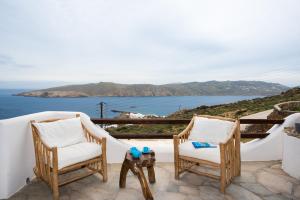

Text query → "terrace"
[1,112,300,200]
[10,161,300,200]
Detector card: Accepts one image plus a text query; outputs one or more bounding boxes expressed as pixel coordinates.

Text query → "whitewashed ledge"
[1,111,300,199]
[283,133,300,179]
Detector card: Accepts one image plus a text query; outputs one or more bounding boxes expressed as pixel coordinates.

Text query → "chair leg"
[52,172,59,200]
[175,163,179,180]
[52,148,59,200]
[174,155,180,179]
[101,138,108,182]
[102,160,108,182]
[220,166,226,193]
[235,160,241,177]
[173,137,179,180]
[33,167,41,180]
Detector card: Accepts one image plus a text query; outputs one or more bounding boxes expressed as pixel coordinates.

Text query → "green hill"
[168,87,300,119]
[17,81,288,97]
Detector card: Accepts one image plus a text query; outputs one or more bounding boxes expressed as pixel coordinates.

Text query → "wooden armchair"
[173,115,240,193]
[30,114,107,200]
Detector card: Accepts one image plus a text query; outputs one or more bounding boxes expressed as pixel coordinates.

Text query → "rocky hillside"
[168,87,300,119]
[106,87,300,136]
[17,81,289,97]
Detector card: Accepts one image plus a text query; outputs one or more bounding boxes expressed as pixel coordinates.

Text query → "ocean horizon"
[0,89,262,120]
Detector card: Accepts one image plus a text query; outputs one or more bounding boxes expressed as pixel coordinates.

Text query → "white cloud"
[0,0,299,87]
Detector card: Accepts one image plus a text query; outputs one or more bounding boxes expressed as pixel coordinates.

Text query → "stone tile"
[153,191,187,200]
[270,163,282,169]
[8,193,29,200]
[20,182,51,196]
[240,183,273,196]
[198,186,228,200]
[171,178,190,186]
[274,173,300,185]
[257,171,293,194]
[124,176,144,190]
[202,180,221,189]
[263,194,293,200]
[186,195,204,200]
[241,161,273,172]
[178,185,199,195]
[7,162,300,200]
[166,183,179,192]
[263,168,289,176]
[157,163,175,174]
[294,185,300,198]
[25,194,53,200]
[68,190,92,200]
[150,166,173,192]
[233,171,257,183]
[115,188,144,200]
[180,173,210,186]
[79,186,116,200]
[226,184,262,200]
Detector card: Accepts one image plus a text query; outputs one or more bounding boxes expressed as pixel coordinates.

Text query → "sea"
[0,89,262,120]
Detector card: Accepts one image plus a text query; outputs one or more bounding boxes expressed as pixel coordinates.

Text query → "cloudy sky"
[0,0,300,89]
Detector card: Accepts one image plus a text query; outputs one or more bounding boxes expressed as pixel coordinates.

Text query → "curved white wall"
[1,111,300,199]
[0,111,129,199]
[241,113,300,161]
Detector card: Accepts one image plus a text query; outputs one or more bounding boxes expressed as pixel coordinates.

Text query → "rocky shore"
[16,91,88,98]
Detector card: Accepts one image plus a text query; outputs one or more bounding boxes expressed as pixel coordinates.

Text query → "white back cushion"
[188,117,234,144]
[33,118,86,148]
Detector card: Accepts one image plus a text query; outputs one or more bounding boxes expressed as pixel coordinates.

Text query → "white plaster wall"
[121,139,175,162]
[282,134,300,179]
[1,111,300,199]
[0,121,8,199]
[241,113,300,161]
[0,111,129,199]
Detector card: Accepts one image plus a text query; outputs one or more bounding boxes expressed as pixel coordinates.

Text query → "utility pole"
[99,101,105,119]
[98,101,105,128]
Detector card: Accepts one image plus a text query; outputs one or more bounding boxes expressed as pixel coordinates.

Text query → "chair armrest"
[82,124,106,145]
[220,120,239,145]
[31,122,58,178]
[173,127,190,149]
[177,127,190,139]
[175,117,195,142]
[219,121,238,163]
[31,122,53,150]
[219,120,239,176]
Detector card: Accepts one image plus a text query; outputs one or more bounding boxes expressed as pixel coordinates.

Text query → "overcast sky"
[0,0,300,89]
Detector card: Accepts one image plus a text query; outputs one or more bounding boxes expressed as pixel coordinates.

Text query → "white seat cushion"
[57,142,101,169]
[33,118,86,148]
[179,141,220,164]
[188,117,234,144]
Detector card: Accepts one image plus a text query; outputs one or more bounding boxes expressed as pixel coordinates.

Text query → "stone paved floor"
[9,161,300,200]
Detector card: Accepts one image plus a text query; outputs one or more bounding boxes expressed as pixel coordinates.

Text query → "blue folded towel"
[142,146,150,154]
[192,142,217,149]
[130,147,142,158]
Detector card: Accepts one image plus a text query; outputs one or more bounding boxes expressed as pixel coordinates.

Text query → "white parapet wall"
[282,133,300,179]
[0,111,129,199]
[1,111,299,199]
[241,113,300,161]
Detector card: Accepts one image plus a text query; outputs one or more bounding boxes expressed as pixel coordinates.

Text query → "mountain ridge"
[16,81,289,97]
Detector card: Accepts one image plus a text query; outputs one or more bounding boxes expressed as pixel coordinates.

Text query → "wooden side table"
[119,150,156,200]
